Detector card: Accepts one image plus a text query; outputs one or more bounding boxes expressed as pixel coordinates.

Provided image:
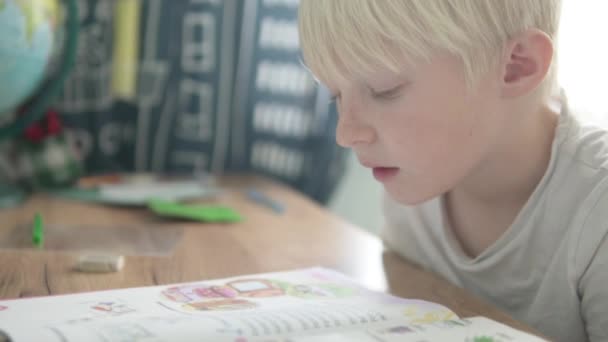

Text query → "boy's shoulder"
[555,88,608,171]
[550,104,608,270]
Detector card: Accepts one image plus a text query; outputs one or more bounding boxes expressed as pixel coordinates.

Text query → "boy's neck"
[445,97,560,258]
[459,97,559,203]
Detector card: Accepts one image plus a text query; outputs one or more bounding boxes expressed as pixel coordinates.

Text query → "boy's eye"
[370,85,404,100]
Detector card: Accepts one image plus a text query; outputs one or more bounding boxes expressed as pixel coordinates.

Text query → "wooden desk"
[0,175,538,335]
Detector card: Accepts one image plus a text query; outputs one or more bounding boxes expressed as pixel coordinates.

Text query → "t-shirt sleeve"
[578,231,608,341]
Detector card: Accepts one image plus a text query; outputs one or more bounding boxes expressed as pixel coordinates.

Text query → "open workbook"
[0,267,545,341]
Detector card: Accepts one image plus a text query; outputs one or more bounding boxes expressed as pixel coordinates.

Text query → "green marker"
[32,213,44,247]
[147,199,242,223]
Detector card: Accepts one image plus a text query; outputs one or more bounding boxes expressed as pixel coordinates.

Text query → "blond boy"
[299,1,607,341]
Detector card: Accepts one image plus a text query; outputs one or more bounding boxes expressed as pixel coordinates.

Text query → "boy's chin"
[385,186,439,206]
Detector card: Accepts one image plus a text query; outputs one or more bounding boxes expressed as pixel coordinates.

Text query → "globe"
[0,0,77,207]
[0,0,58,116]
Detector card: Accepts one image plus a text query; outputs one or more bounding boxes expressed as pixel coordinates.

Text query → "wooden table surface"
[0,175,540,336]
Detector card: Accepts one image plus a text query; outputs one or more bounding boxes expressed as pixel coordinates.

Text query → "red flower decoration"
[46,109,62,135]
[22,108,64,143]
[24,124,46,142]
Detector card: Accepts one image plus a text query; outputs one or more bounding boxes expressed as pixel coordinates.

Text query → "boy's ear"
[500,29,554,98]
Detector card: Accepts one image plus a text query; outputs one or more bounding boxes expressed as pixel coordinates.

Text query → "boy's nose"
[334,93,376,148]
[335,116,376,148]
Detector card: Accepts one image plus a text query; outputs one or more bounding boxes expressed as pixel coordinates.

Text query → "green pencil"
[32,213,44,247]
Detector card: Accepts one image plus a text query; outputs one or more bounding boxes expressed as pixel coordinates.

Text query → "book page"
[0,267,456,341]
[284,317,547,342]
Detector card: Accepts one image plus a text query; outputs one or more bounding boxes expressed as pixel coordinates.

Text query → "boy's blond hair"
[299,0,562,94]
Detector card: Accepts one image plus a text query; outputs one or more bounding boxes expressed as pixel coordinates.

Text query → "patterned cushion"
[53,0,345,203]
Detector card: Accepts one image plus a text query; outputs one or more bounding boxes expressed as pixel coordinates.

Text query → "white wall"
[328,151,383,234]
[558,0,608,125]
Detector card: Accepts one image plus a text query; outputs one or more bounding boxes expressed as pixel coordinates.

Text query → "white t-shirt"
[381,98,608,342]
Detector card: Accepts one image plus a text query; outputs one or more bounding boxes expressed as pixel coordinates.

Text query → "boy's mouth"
[372,167,399,182]
[358,159,400,182]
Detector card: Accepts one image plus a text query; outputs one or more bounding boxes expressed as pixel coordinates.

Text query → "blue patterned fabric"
[55,0,345,203]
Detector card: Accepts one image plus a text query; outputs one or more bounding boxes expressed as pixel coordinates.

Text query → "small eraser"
[76,254,125,273]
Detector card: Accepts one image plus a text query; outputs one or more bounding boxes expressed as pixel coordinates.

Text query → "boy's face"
[324,53,505,205]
